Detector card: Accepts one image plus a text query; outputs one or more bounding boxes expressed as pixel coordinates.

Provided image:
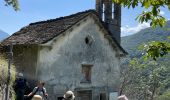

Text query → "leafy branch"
[140,41,170,60]
[112,0,170,27]
[4,0,19,11]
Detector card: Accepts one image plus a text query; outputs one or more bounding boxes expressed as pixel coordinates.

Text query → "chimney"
[95,0,121,43]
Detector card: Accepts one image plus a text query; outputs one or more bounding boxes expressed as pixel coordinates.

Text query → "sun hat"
[118,95,128,100]
[63,91,75,100]
[18,73,23,77]
[32,95,42,100]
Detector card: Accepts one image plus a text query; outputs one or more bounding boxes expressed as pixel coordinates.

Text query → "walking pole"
[5,43,13,100]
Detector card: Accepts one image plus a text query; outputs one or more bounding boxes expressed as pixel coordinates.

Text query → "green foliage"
[112,0,169,27]
[0,55,16,99]
[4,0,19,11]
[142,41,170,60]
[120,58,168,100]
[157,89,170,100]
[0,56,16,84]
[121,21,170,99]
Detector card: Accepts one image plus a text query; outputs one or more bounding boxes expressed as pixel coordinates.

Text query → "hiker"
[117,95,128,100]
[26,81,48,100]
[14,72,27,100]
[63,91,75,100]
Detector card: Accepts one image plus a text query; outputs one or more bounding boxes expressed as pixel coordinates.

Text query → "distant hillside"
[121,21,170,58]
[0,30,9,41]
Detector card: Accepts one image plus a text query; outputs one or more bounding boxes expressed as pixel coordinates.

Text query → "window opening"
[81,64,93,83]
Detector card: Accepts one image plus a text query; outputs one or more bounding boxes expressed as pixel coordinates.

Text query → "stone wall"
[37,16,120,100]
[12,45,39,86]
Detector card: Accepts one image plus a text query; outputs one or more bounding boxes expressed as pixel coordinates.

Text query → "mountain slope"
[121,21,170,58]
[0,30,9,41]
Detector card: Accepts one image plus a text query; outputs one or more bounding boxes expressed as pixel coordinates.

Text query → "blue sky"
[0,0,170,36]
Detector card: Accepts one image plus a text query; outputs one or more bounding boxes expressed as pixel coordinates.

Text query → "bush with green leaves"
[0,55,16,99]
[157,89,170,100]
[120,58,169,100]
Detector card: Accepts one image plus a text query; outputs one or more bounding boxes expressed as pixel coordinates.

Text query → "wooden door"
[77,90,92,100]
[100,93,106,100]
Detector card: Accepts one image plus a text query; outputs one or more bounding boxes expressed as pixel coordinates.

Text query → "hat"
[18,73,23,77]
[32,95,42,100]
[118,95,128,100]
[63,91,75,100]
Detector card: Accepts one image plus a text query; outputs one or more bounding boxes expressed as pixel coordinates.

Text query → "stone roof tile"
[1,10,95,45]
[1,9,127,55]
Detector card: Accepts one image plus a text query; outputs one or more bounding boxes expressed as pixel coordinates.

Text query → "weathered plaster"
[12,45,38,86]
[37,16,120,99]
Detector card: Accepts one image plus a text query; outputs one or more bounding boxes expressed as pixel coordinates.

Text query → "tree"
[4,0,19,11]
[113,0,170,28]
[141,41,170,60]
[112,0,170,60]
[120,58,169,100]
[158,89,170,100]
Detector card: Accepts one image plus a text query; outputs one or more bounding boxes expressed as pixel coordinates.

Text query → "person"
[27,81,48,100]
[14,72,27,100]
[63,91,75,100]
[117,95,128,100]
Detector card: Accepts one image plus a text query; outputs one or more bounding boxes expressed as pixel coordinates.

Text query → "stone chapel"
[1,0,127,100]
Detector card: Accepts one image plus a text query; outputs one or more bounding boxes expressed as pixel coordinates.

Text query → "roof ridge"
[29,9,96,25]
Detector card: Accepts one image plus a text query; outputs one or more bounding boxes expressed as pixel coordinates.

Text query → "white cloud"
[121,22,150,36]
[160,11,165,16]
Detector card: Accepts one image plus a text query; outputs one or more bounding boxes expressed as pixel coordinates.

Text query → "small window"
[84,35,93,45]
[81,64,93,83]
[85,37,89,44]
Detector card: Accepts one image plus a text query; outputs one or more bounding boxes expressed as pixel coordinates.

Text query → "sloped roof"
[1,10,94,45]
[1,10,127,55]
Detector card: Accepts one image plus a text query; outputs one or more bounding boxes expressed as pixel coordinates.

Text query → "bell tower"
[96,0,121,43]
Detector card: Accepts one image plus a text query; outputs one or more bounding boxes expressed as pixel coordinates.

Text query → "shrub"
[0,55,16,99]
[157,89,170,100]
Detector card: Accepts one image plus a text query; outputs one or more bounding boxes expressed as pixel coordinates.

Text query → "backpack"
[33,87,45,96]
[25,87,46,100]
[35,87,47,99]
